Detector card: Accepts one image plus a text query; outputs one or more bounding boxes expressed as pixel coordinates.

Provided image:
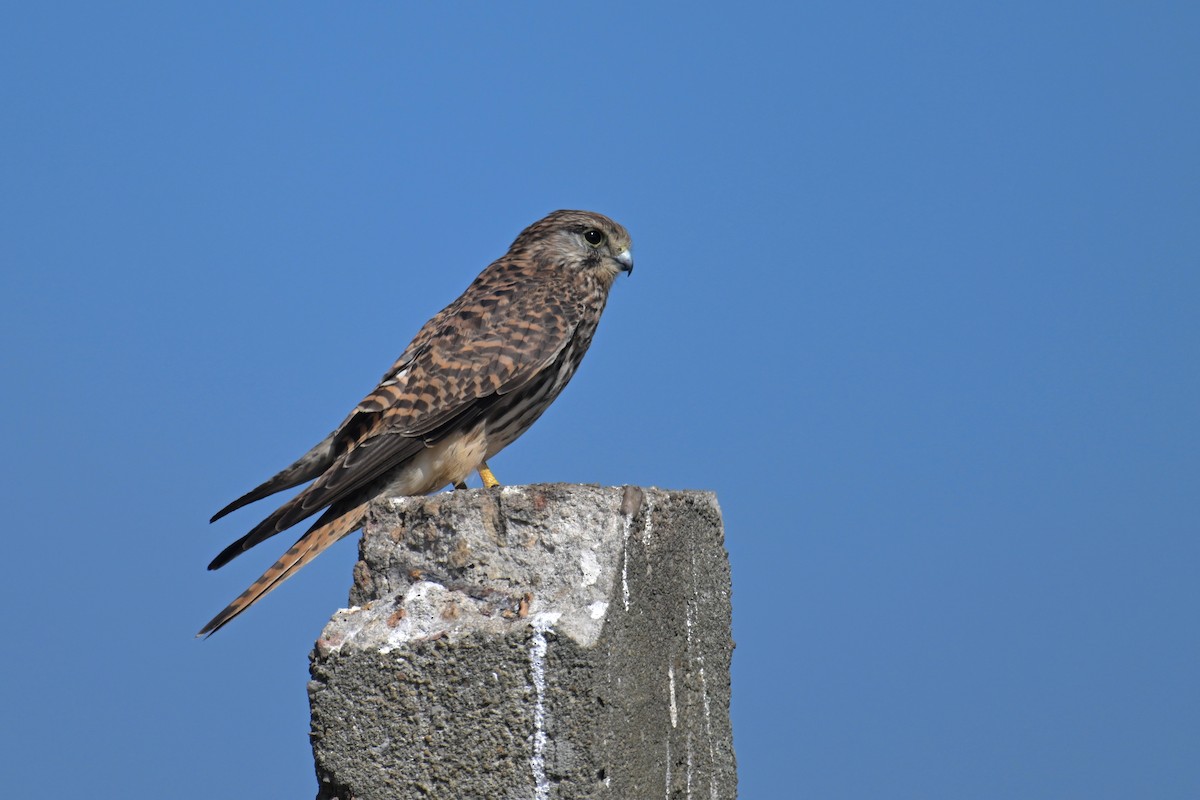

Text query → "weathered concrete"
[308,484,735,800]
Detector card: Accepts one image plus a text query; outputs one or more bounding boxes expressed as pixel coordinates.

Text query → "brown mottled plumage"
[199,210,633,636]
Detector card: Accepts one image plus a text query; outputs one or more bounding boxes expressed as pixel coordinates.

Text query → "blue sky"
[3,3,1198,797]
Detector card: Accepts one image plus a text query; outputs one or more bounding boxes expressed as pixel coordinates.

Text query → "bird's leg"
[478,462,501,488]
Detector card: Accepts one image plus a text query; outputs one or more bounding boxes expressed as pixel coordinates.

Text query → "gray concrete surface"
[308,484,735,800]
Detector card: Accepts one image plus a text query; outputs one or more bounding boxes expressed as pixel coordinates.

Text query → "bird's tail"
[197,500,369,637]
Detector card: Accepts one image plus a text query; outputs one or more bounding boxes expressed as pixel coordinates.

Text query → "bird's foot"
[478,462,501,488]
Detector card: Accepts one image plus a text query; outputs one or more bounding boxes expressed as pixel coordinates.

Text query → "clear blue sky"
[3,4,1197,798]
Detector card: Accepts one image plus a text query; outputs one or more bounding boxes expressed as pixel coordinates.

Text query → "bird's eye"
[583,229,605,247]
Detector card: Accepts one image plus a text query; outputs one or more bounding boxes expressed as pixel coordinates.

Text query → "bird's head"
[514,209,633,287]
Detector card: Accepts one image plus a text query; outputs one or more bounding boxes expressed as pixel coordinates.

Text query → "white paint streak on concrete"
[684,549,696,798]
[699,664,718,800]
[642,493,655,546]
[528,612,560,800]
[687,729,694,799]
[665,735,672,799]
[668,662,678,728]
[685,593,693,648]
[621,511,632,610]
[691,544,719,800]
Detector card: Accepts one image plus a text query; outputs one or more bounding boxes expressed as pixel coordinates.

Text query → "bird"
[199,210,633,636]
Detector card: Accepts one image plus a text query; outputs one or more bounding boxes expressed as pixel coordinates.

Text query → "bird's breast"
[482,323,598,458]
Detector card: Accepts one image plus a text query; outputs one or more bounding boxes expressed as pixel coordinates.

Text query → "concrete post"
[308,484,736,800]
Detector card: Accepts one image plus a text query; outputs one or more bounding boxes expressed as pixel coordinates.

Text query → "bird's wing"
[208,429,341,523]
[207,338,431,525]
[208,273,582,569]
[284,275,585,515]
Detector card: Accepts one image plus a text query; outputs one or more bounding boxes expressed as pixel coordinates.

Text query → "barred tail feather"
[197,501,368,637]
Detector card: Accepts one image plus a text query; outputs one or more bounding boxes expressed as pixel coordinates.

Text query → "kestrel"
[199,210,632,636]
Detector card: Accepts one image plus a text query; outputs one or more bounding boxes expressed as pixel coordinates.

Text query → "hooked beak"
[615,247,634,275]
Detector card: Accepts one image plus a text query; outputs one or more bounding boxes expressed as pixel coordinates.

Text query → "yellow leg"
[478,462,501,488]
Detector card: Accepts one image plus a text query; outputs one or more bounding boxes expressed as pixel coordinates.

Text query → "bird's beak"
[615,248,634,275]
